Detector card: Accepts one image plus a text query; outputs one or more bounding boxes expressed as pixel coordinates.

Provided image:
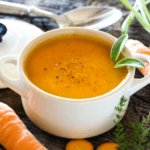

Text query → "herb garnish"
[115,58,145,68]
[110,34,145,68]
[112,96,150,150]
[111,34,128,61]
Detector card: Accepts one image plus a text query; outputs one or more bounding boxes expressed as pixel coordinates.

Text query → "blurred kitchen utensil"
[0,1,122,29]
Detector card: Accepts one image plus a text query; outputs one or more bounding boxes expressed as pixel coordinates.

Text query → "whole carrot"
[126,39,150,76]
[0,102,47,150]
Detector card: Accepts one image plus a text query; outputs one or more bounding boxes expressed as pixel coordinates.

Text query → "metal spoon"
[0,1,122,30]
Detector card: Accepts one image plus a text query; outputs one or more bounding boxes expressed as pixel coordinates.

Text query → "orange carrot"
[0,102,47,150]
[126,39,150,76]
[96,142,119,150]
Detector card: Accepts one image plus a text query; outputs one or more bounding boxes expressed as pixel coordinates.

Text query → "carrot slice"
[66,139,93,150]
[96,142,119,150]
[0,102,47,150]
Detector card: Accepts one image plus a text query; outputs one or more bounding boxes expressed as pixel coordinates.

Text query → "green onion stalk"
[121,0,150,35]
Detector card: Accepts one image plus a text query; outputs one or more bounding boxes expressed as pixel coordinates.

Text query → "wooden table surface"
[0,0,150,149]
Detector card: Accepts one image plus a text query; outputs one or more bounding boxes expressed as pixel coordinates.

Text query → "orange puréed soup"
[24,34,128,99]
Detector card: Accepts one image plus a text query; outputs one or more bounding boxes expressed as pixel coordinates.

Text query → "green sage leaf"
[110,34,128,61]
[115,58,145,68]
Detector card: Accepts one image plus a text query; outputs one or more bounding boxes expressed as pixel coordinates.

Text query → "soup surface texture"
[24,34,128,99]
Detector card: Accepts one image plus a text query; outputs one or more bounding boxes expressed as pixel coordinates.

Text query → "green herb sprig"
[110,35,145,68]
[121,0,150,35]
[112,96,150,150]
[120,0,150,34]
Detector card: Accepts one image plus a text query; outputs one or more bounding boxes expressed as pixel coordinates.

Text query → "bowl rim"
[18,27,135,103]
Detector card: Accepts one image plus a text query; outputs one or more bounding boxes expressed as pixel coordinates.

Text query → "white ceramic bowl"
[0,28,150,139]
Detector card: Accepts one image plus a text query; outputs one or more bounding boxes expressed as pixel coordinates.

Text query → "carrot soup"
[24,34,128,99]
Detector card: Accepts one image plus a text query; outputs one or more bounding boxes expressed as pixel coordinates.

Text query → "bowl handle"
[0,55,27,98]
[130,53,150,96]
